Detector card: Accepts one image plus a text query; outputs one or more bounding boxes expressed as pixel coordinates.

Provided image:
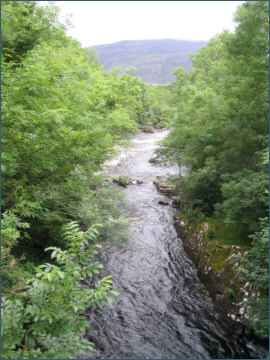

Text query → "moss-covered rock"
[153,177,175,195]
[140,125,154,133]
[174,215,256,328]
[113,176,143,187]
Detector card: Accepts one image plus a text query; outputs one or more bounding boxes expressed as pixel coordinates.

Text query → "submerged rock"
[131,179,143,185]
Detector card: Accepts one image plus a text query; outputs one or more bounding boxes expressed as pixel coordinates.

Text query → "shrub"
[1,222,119,359]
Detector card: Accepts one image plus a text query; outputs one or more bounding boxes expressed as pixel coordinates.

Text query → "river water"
[84,130,268,359]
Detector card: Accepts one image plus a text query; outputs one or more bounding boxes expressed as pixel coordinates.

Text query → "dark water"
[84,130,268,359]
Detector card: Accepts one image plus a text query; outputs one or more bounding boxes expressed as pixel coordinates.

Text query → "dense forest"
[1,1,269,359]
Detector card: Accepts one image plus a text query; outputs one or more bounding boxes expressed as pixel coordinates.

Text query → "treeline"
[164,1,269,338]
[1,2,169,358]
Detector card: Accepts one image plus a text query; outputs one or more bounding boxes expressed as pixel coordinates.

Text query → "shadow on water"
[84,130,268,359]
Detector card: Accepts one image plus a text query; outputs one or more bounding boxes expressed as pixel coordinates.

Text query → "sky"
[43,1,244,47]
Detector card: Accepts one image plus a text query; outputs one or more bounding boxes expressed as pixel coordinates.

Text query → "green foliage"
[166,1,268,230]
[1,1,154,254]
[105,69,152,125]
[1,3,155,356]
[206,217,248,247]
[1,1,66,64]
[147,85,175,125]
[239,219,269,338]
[1,211,30,259]
[164,1,269,337]
[1,222,119,359]
[1,211,31,295]
[217,167,268,235]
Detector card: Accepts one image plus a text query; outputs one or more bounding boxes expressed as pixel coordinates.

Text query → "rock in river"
[158,200,169,205]
[140,125,154,133]
[113,176,143,187]
[153,178,174,195]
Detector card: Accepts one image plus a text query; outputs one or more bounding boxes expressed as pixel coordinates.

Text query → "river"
[84,129,268,359]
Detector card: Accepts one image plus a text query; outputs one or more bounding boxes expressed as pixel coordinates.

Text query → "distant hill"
[90,39,207,84]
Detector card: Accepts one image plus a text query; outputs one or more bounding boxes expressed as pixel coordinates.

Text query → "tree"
[1,1,65,63]
[164,1,269,337]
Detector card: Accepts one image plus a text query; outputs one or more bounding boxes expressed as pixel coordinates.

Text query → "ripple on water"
[85,129,269,359]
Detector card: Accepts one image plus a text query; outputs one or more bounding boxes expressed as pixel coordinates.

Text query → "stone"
[140,125,154,133]
[172,198,180,207]
[113,176,143,187]
[131,180,143,185]
[154,123,165,129]
[158,200,169,205]
[113,176,132,187]
[149,156,157,163]
[153,178,174,195]
[239,307,245,315]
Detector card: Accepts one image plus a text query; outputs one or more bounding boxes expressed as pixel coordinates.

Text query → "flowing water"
[84,130,268,359]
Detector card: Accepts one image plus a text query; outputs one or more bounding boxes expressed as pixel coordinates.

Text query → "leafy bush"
[218,169,268,235]
[239,219,269,338]
[1,222,119,359]
[1,211,31,295]
[148,84,175,125]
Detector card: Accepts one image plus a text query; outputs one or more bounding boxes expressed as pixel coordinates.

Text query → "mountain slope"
[90,39,207,84]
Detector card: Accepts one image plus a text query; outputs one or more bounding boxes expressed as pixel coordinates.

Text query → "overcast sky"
[44,1,244,47]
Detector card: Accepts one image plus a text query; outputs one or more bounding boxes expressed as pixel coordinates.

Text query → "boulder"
[153,178,174,195]
[140,125,154,133]
[113,176,132,187]
[113,176,143,187]
[149,156,157,163]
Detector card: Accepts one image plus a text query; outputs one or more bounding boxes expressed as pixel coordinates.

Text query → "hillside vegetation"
[91,39,207,84]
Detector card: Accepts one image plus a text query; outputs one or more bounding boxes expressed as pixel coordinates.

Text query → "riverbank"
[173,213,270,356]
